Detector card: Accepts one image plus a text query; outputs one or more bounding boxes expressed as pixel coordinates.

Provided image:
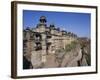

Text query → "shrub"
[65,41,78,52]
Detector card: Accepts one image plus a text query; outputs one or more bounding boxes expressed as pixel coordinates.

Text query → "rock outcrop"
[24,38,90,69]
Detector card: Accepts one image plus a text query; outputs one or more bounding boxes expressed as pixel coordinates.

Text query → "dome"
[39,16,47,23]
[40,16,46,19]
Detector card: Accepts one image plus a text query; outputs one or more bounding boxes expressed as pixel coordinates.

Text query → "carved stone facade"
[23,16,77,68]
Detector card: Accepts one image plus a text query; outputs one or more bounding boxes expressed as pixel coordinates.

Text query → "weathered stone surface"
[31,51,43,68]
[80,55,88,66]
[66,49,82,67]
[61,53,71,67]
[43,54,59,68]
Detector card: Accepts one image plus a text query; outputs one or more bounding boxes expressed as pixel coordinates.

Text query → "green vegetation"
[55,41,78,55]
[65,41,78,52]
[86,54,91,66]
[56,48,64,53]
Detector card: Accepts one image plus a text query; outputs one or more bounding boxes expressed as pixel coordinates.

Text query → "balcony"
[47,34,51,38]
[47,39,52,43]
[35,38,42,43]
[35,43,42,51]
[46,31,52,38]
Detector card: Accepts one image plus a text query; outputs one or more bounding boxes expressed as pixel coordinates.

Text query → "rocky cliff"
[23,38,90,69]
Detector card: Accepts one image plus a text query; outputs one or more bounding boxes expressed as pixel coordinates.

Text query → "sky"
[23,10,91,38]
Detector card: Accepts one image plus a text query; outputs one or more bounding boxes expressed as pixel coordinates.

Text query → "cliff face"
[28,38,90,69]
[57,43,90,67]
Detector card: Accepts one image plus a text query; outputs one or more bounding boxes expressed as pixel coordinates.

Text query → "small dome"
[26,27,30,30]
[39,16,47,23]
[40,16,46,20]
[50,23,55,28]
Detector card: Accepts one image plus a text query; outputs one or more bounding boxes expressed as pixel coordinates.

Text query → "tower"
[37,16,47,63]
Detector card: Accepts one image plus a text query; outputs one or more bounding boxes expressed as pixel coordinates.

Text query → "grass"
[65,41,78,52]
[55,40,78,54]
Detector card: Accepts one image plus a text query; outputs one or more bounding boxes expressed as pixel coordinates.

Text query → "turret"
[39,16,47,23]
[37,16,47,27]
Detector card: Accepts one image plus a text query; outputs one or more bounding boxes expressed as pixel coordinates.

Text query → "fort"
[23,16,79,69]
